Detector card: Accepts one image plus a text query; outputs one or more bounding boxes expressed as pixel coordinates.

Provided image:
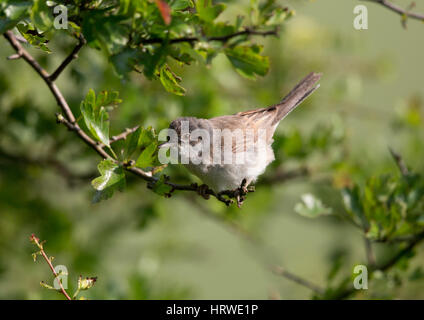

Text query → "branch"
[3,31,110,160]
[362,0,424,26]
[29,234,72,300]
[272,266,325,295]
[3,29,305,207]
[141,27,279,45]
[48,34,86,82]
[3,31,154,177]
[389,147,409,176]
[188,196,325,295]
[364,237,377,268]
[331,230,424,299]
[3,30,239,205]
[110,126,140,144]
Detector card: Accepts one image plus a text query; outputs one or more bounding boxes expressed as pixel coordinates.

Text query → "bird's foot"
[218,179,255,208]
[216,192,234,206]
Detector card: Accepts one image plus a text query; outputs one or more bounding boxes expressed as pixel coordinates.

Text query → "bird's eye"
[166,136,170,142]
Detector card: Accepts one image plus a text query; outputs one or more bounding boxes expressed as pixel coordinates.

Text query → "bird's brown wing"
[209,72,322,153]
[208,114,274,154]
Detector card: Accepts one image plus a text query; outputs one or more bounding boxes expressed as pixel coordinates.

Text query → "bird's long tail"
[272,72,322,123]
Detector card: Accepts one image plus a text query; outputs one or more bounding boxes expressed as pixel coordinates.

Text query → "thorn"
[7,53,22,60]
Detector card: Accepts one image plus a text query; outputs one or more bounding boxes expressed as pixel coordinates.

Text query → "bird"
[159,72,322,203]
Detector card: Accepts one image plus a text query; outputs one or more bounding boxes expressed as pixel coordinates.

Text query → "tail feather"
[272,72,322,123]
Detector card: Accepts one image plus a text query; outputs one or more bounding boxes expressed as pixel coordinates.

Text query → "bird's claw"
[194,180,254,207]
[231,179,255,208]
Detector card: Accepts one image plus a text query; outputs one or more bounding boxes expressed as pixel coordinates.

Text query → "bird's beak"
[158,141,171,149]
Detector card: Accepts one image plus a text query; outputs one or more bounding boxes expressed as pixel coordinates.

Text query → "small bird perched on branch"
[159,72,322,205]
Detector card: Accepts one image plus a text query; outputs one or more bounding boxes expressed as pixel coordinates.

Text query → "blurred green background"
[0,0,423,299]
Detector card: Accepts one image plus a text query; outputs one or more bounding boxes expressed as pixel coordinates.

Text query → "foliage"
[0,0,424,301]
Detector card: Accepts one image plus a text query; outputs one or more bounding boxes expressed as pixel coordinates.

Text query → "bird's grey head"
[162,117,212,146]
[158,117,213,164]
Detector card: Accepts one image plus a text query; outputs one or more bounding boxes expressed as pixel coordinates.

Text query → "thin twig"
[2,29,314,207]
[362,0,424,24]
[364,237,376,268]
[3,31,153,177]
[389,147,409,176]
[272,266,325,295]
[48,34,86,82]
[188,196,325,295]
[3,30,239,205]
[110,126,140,144]
[29,234,72,300]
[140,27,279,45]
[331,230,424,299]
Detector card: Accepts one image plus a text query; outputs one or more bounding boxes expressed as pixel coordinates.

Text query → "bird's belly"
[185,146,275,192]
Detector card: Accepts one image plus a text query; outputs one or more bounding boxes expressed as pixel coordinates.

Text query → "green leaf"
[138,126,157,148]
[203,22,236,38]
[171,0,194,10]
[149,175,173,196]
[265,7,294,26]
[327,250,346,282]
[136,142,158,169]
[16,23,51,53]
[294,193,332,218]
[92,160,126,203]
[80,90,121,147]
[225,45,269,79]
[169,44,195,66]
[342,186,368,229]
[159,65,186,96]
[82,11,128,55]
[196,0,226,22]
[96,90,122,110]
[409,267,424,281]
[0,1,31,33]
[123,127,142,159]
[111,48,143,78]
[31,0,53,31]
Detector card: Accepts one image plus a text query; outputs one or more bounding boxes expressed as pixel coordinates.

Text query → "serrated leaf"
[139,126,157,148]
[342,186,368,229]
[31,0,53,31]
[171,0,194,10]
[124,127,142,159]
[111,48,143,78]
[96,90,122,109]
[80,90,121,147]
[225,45,269,79]
[91,160,126,203]
[265,7,292,26]
[149,175,173,196]
[136,142,158,169]
[82,12,128,55]
[196,0,225,22]
[159,65,186,96]
[294,193,332,218]
[0,1,31,33]
[16,23,51,53]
